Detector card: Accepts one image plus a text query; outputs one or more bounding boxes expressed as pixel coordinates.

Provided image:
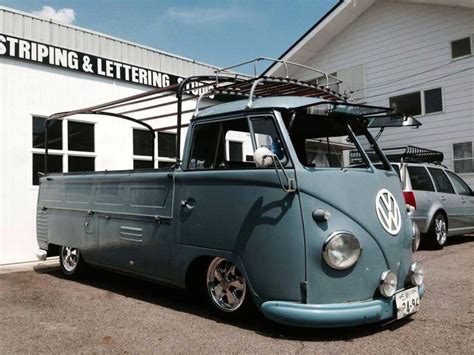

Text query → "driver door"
[177,114,305,301]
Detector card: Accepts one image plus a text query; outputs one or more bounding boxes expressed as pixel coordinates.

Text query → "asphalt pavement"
[0,235,472,354]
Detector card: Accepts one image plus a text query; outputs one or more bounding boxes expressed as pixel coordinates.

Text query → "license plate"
[395,287,420,319]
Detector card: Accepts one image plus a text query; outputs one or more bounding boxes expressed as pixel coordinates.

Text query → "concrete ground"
[0,235,472,354]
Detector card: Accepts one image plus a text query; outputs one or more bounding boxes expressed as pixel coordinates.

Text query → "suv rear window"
[407,166,434,191]
[428,168,455,194]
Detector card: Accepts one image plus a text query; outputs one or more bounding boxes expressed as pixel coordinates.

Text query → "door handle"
[181,199,195,210]
[460,198,466,203]
[440,196,446,202]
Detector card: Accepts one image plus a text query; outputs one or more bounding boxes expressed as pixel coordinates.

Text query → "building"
[0,6,220,264]
[266,0,474,187]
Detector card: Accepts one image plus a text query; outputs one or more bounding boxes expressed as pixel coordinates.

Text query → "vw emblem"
[375,189,401,235]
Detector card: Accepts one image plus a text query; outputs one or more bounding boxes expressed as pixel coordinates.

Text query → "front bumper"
[261,283,425,328]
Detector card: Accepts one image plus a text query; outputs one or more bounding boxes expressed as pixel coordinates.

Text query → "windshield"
[282,107,389,169]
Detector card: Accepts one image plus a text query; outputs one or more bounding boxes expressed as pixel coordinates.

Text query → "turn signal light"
[403,191,417,209]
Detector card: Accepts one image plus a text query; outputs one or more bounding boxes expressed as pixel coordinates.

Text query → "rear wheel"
[59,246,86,277]
[205,257,251,317]
[426,213,447,250]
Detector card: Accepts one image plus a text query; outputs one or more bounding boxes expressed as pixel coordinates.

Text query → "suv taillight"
[403,191,417,209]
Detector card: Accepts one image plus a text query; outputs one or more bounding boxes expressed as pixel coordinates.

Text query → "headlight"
[323,232,361,270]
[412,220,420,252]
[379,270,398,297]
[409,261,424,286]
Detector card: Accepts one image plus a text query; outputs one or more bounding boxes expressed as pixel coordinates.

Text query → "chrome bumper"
[35,249,47,261]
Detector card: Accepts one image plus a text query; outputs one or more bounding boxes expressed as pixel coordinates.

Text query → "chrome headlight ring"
[322,232,361,270]
[409,261,424,286]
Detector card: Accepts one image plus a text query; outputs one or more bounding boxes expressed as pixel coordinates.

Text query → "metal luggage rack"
[349,145,444,165]
[44,57,345,173]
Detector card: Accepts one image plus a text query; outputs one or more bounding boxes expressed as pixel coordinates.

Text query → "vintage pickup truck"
[36,58,424,327]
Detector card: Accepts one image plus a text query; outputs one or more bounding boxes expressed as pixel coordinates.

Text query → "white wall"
[0,58,195,264]
[291,0,474,186]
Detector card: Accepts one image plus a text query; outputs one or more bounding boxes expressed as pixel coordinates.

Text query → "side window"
[187,116,284,170]
[428,168,455,194]
[188,117,253,170]
[446,171,472,196]
[251,117,286,162]
[407,166,435,191]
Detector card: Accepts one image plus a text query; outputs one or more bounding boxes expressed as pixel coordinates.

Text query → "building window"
[68,156,95,172]
[32,117,95,185]
[67,121,95,172]
[453,142,473,173]
[133,129,155,169]
[228,141,243,162]
[32,153,62,186]
[389,92,422,116]
[157,132,176,168]
[68,121,95,152]
[451,37,472,59]
[389,88,442,116]
[424,88,443,114]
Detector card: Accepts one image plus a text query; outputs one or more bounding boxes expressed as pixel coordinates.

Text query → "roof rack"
[43,57,348,173]
[349,145,444,165]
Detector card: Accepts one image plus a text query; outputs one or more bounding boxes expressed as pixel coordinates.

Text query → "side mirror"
[253,147,275,168]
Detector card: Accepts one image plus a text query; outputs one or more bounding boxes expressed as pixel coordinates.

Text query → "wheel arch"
[184,255,213,292]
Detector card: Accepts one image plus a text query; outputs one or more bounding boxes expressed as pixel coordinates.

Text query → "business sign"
[0,33,189,89]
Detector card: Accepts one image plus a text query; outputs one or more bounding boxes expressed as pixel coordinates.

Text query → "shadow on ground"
[418,233,474,250]
[34,263,414,342]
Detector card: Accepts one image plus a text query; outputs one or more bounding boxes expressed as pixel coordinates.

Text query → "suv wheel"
[427,213,447,250]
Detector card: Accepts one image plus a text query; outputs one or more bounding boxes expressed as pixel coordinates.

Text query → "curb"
[0,257,59,275]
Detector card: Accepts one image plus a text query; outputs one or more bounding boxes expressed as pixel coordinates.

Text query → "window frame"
[31,116,96,187]
[184,113,289,172]
[389,87,444,118]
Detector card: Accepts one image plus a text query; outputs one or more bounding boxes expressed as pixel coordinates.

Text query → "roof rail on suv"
[349,145,444,165]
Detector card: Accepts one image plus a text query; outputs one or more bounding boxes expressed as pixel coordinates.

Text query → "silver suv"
[393,162,474,249]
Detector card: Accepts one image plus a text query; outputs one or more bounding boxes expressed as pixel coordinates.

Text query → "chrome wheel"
[61,246,80,272]
[434,215,447,245]
[206,257,246,312]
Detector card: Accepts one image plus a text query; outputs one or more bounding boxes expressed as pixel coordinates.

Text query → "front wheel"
[206,257,251,316]
[426,213,448,250]
[59,246,86,277]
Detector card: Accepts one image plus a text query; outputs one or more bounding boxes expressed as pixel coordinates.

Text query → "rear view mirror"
[253,147,275,168]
